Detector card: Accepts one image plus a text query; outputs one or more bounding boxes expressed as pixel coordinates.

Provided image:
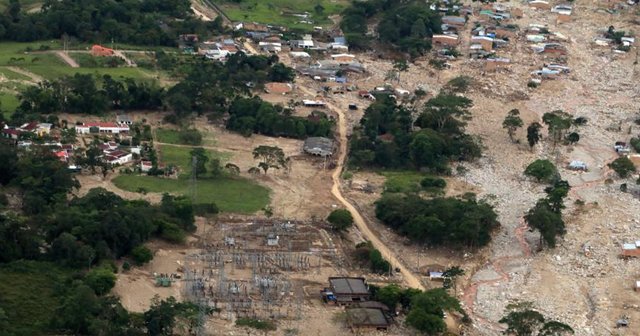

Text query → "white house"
[75,122,130,134]
[104,150,132,165]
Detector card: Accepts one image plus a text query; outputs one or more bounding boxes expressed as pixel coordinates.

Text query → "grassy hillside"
[216,0,348,30]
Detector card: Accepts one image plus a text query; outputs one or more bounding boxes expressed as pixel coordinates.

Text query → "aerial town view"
[0,0,639,335]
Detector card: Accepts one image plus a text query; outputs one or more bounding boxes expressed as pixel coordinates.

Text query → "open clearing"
[217,0,349,30]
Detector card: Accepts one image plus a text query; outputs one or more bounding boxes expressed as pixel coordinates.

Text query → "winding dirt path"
[296,83,425,290]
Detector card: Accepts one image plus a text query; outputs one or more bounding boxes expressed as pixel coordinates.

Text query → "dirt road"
[6,66,43,82]
[296,83,425,290]
[56,51,79,68]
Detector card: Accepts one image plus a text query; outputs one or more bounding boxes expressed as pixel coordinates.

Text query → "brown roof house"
[264,82,293,95]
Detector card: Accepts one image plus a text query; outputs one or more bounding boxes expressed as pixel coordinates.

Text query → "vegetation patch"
[0,261,72,335]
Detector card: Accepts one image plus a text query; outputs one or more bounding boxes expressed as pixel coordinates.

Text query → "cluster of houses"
[2,121,53,140]
[321,277,392,331]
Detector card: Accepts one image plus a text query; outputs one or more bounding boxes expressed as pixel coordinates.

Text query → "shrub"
[445,76,472,93]
[608,156,636,178]
[524,159,558,183]
[179,129,203,145]
[527,81,539,88]
[630,137,640,153]
[327,209,354,231]
[131,246,153,265]
[420,176,447,189]
[236,318,276,331]
[122,261,131,271]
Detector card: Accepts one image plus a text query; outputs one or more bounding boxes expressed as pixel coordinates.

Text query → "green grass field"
[0,261,72,335]
[0,67,31,81]
[113,174,270,213]
[379,171,427,193]
[0,93,19,118]
[113,144,269,213]
[218,0,349,30]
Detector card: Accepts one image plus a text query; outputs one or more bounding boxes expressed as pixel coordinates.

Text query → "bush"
[630,137,640,153]
[122,261,131,271]
[327,209,354,231]
[131,246,153,265]
[445,76,472,93]
[608,156,636,178]
[179,129,203,145]
[527,81,539,88]
[84,267,116,295]
[573,117,588,126]
[420,176,447,189]
[524,159,558,183]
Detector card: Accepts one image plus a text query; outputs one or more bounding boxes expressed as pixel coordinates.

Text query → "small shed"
[568,160,587,171]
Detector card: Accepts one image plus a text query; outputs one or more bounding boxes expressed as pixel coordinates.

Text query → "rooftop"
[347,308,389,327]
[329,277,368,295]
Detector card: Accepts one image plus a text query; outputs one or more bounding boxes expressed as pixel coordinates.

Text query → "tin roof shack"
[472,36,495,52]
[328,277,370,304]
[493,26,518,39]
[178,34,199,53]
[620,241,640,258]
[568,160,588,171]
[346,308,390,331]
[529,0,551,10]
[433,34,460,48]
[303,137,334,157]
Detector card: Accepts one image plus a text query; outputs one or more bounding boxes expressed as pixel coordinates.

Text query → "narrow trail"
[55,51,79,68]
[6,66,43,82]
[297,84,425,290]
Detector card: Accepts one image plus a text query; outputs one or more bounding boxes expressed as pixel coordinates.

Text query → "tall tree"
[542,111,572,149]
[252,145,287,174]
[189,148,209,178]
[392,59,409,84]
[527,122,543,149]
[503,109,524,143]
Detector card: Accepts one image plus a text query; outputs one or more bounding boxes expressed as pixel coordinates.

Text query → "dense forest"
[0,143,210,335]
[349,95,481,173]
[0,0,222,46]
[227,96,333,138]
[340,0,442,56]
[375,194,499,249]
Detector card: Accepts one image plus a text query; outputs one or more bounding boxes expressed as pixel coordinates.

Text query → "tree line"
[0,142,209,335]
[0,0,223,46]
[375,193,499,249]
[227,96,332,139]
[350,94,481,173]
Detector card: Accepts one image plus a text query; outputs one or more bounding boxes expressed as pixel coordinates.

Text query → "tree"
[524,201,564,248]
[415,94,473,135]
[189,148,209,178]
[406,288,461,334]
[314,3,325,14]
[392,59,409,83]
[524,159,558,183]
[327,209,354,231]
[374,284,402,311]
[442,266,464,293]
[144,296,180,336]
[527,122,543,149]
[252,145,287,174]
[209,157,223,177]
[542,111,572,148]
[268,63,295,82]
[84,267,117,295]
[608,156,636,178]
[131,245,153,265]
[503,109,524,143]
[565,132,579,144]
[225,163,240,175]
[499,303,574,336]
